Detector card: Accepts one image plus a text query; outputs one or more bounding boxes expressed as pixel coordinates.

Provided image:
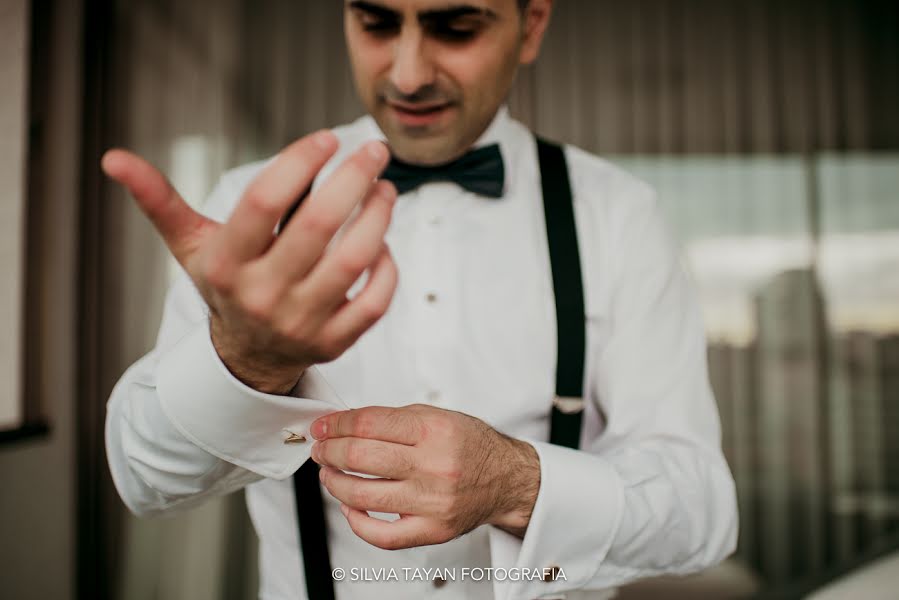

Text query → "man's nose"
[389,30,436,96]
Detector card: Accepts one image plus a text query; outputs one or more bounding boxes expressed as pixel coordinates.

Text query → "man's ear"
[519,0,553,65]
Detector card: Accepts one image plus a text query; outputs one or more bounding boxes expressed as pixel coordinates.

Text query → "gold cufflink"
[283,429,307,444]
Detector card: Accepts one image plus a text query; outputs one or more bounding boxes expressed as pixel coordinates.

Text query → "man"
[102,1,738,599]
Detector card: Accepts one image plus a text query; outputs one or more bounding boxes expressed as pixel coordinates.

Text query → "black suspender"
[292,460,335,600]
[536,137,587,450]
[291,136,586,599]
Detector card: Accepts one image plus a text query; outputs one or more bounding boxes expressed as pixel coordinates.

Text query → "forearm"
[594,439,737,577]
[487,437,737,598]
[105,348,261,517]
[106,313,348,518]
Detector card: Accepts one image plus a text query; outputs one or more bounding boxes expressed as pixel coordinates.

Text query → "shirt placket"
[409,182,459,411]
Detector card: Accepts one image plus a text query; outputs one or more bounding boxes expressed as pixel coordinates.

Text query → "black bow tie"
[382,144,505,198]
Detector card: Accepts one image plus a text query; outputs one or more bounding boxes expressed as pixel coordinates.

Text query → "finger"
[215,130,339,264]
[319,467,417,515]
[340,504,436,550]
[294,180,396,310]
[311,406,425,445]
[266,140,390,280]
[101,149,213,265]
[312,438,416,479]
[317,245,398,351]
[257,178,394,319]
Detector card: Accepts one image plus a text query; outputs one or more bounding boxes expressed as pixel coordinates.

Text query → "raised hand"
[102,131,398,394]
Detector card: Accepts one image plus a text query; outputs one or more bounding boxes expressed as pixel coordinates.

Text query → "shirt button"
[543,565,562,582]
[433,574,447,588]
[425,292,438,304]
[429,216,442,226]
[427,390,441,404]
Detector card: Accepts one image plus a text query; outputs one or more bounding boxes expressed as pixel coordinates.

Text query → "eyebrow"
[348,1,400,20]
[347,1,498,23]
[420,5,498,22]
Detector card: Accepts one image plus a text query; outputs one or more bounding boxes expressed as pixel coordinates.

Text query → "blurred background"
[1,0,898,598]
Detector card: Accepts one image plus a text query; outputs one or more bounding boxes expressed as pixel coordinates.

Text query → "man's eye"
[429,24,479,42]
[360,17,400,35]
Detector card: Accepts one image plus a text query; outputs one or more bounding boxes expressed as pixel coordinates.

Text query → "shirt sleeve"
[104,169,347,518]
[488,179,738,599]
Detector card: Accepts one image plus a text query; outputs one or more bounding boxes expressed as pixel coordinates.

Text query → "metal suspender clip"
[552,395,585,414]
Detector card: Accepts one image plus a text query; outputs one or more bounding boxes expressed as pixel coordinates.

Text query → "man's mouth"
[390,102,448,113]
[386,101,454,126]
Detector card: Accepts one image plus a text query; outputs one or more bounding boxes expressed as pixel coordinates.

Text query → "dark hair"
[518,0,530,9]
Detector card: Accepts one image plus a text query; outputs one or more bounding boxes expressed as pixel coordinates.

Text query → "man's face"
[344,0,548,165]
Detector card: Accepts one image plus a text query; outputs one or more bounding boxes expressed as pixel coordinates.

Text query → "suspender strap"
[537,137,587,450]
[293,459,335,600]
[291,136,586,599]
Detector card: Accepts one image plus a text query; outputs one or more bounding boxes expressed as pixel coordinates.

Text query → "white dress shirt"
[105,106,738,600]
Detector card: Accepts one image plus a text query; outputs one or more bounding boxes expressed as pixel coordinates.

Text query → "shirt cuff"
[156,321,348,480]
[488,440,625,600]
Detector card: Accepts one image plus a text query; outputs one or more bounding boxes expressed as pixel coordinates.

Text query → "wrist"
[209,317,306,395]
[488,436,541,536]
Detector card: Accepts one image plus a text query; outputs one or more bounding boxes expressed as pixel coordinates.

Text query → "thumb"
[101,148,214,265]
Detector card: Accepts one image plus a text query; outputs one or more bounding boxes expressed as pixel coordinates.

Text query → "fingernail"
[366,141,389,163]
[376,184,394,204]
[340,503,350,517]
[380,180,398,202]
[315,130,337,151]
[100,150,121,176]
[311,420,327,439]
